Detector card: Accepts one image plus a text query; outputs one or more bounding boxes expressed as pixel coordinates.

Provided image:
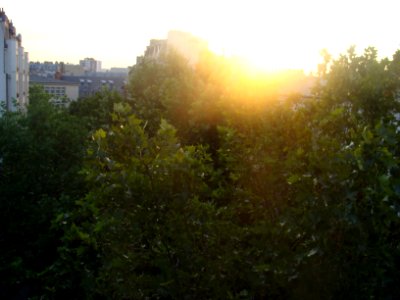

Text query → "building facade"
[30,75,79,105]
[167,31,208,66]
[61,63,86,76]
[62,74,126,98]
[29,59,128,99]
[137,31,208,67]
[0,8,29,112]
[29,61,60,77]
[79,57,102,73]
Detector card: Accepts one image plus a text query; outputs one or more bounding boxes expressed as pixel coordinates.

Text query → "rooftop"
[30,75,79,86]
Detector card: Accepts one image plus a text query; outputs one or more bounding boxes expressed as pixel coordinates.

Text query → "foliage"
[0,86,89,298]
[2,48,400,299]
[69,89,124,132]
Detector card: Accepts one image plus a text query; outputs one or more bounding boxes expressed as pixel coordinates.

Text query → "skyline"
[2,0,400,72]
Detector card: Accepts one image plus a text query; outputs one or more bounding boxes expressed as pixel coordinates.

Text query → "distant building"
[79,57,101,73]
[30,61,87,77]
[0,8,29,112]
[30,61,61,77]
[62,74,126,98]
[137,31,208,66]
[109,67,129,76]
[30,75,79,104]
[62,63,86,76]
[29,58,127,99]
[141,39,167,62]
[167,31,208,66]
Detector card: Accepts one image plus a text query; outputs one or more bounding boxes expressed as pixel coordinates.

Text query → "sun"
[202,27,322,75]
[185,1,328,75]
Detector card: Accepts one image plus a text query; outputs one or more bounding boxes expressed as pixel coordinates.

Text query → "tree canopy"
[1,48,400,299]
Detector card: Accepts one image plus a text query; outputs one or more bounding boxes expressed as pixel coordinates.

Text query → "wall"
[4,39,17,110]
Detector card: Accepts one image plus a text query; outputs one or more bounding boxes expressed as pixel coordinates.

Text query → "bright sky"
[2,0,400,71]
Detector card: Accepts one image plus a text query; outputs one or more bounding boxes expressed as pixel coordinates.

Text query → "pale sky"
[2,0,400,71]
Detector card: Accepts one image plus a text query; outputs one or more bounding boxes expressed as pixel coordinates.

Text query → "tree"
[0,85,88,298]
[279,48,400,298]
[69,89,124,132]
[73,105,226,298]
[3,47,400,299]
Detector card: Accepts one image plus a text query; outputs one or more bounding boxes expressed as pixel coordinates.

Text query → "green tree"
[279,48,400,298]
[0,85,88,298]
[4,47,399,299]
[69,89,124,132]
[74,105,224,298]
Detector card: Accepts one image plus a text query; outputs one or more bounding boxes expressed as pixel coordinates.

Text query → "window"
[44,86,66,97]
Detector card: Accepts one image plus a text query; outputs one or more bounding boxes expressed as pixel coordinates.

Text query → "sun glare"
[197,3,323,75]
[206,37,321,75]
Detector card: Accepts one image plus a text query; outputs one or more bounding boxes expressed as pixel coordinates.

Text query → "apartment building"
[137,31,208,67]
[62,74,126,98]
[0,8,29,112]
[79,57,102,74]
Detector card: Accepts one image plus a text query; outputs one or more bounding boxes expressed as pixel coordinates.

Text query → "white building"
[167,31,208,66]
[79,57,102,73]
[30,75,79,105]
[138,31,208,67]
[0,8,29,112]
